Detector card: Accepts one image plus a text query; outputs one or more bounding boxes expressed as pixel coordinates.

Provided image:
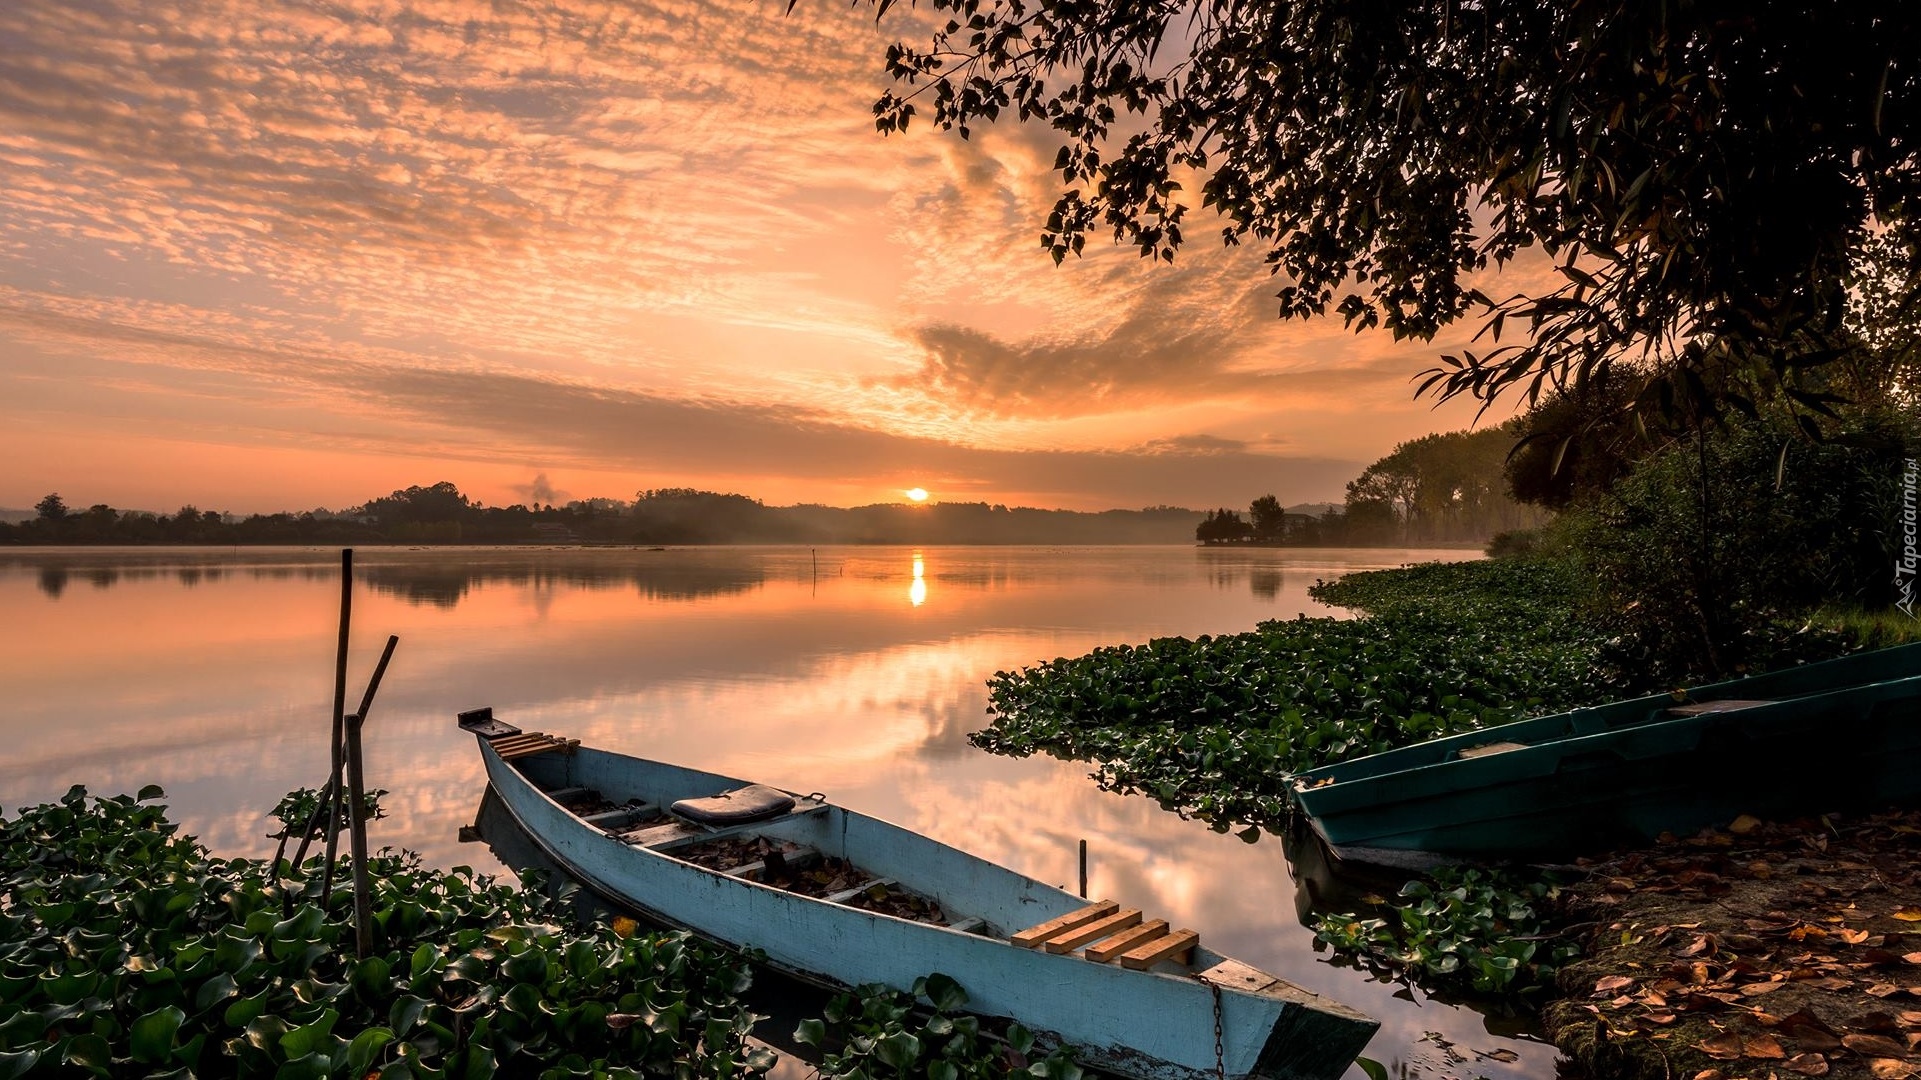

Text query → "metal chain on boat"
[1204,976,1225,1080]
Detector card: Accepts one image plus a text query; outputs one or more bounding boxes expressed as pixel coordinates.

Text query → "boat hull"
[1294,643,1921,860]
[477,737,1376,1080]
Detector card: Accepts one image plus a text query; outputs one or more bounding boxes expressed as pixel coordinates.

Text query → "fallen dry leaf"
[1730,814,1764,835]
[1858,1011,1900,1034]
[1871,985,1906,998]
[1893,909,1921,923]
[1746,1034,1788,1059]
[1785,1053,1832,1076]
[1742,981,1790,996]
[1794,1030,1847,1053]
[1870,1060,1916,1080]
[1692,1071,1725,1080]
[1699,1033,1746,1060]
[1594,975,1638,996]
[1845,1033,1911,1058]
[1479,1049,1519,1063]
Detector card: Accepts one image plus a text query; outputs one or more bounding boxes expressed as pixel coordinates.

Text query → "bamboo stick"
[320,548,353,908]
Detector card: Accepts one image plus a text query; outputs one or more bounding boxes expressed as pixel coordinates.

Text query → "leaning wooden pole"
[320,547,353,907]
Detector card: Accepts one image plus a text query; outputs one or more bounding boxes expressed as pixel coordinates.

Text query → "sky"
[0,0,1528,515]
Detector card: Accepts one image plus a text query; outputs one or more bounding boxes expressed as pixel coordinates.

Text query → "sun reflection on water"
[908,551,927,607]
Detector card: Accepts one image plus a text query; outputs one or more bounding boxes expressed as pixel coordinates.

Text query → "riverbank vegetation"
[1,485,1203,548]
[1197,426,1547,547]
[1312,867,1578,999]
[976,557,1620,831]
[0,787,1078,1080]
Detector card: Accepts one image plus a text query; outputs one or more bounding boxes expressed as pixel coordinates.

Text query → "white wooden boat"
[459,709,1376,1080]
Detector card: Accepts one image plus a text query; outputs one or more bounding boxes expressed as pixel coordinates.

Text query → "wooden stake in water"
[1079,838,1088,898]
[345,712,373,956]
[320,548,353,908]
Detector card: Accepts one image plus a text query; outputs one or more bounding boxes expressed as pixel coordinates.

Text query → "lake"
[0,544,1552,1078]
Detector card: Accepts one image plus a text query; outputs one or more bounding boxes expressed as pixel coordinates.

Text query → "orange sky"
[0,0,1530,514]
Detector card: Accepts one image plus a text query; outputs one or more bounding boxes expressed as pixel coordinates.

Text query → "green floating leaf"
[349,1028,397,1074]
[874,1032,921,1071]
[1354,1056,1390,1080]
[919,972,967,1013]
[64,1034,113,1073]
[129,1005,185,1065]
[0,1049,39,1080]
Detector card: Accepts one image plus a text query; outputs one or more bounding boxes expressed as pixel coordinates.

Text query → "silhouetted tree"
[1248,495,1286,542]
[35,493,67,521]
[1195,508,1252,544]
[864,0,1919,430]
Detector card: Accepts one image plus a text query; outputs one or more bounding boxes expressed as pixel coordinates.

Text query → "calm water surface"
[0,545,1550,1078]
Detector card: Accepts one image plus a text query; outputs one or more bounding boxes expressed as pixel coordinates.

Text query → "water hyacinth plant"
[795,973,1082,1080]
[0,785,773,1079]
[1310,867,1580,999]
[975,559,1618,831]
[2,786,1094,1080]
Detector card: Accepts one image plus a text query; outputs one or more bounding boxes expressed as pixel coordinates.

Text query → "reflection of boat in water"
[460,708,1378,1080]
[1277,818,1439,932]
[1292,643,1921,861]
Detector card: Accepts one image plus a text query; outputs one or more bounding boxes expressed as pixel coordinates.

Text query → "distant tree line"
[1198,425,1547,546]
[1,483,1206,546]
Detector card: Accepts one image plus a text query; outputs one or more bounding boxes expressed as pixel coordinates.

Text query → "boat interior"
[459,708,1215,978]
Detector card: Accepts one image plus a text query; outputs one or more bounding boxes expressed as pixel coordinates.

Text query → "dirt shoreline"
[1544,808,1921,1080]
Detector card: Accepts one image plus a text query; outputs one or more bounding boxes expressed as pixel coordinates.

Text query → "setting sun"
[905,488,929,502]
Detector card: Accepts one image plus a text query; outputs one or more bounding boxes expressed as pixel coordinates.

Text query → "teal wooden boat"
[459,709,1377,1080]
[1291,643,1921,860]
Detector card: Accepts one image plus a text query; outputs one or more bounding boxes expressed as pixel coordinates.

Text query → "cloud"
[0,299,1361,507]
[0,0,1527,513]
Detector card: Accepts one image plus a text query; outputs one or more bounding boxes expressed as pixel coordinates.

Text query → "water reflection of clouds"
[0,546,1539,1078]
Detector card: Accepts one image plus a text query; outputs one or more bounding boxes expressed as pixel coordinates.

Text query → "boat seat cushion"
[671,784,796,825]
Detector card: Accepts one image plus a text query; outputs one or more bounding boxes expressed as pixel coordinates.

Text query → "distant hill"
[1,485,1211,546]
[0,508,34,524]
[1287,502,1339,518]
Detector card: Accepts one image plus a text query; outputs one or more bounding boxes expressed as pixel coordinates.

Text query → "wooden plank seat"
[489,731,581,760]
[825,877,897,905]
[1119,928,1199,970]
[724,847,823,880]
[583,804,659,830]
[1043,908,1142,954]
[1010,900,1118,949]
[630,798,831,850]
[1012,901,1198,968]
[1457,741,1528,760]
[1085,919,1170,963]
[1666,698,1775,717]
